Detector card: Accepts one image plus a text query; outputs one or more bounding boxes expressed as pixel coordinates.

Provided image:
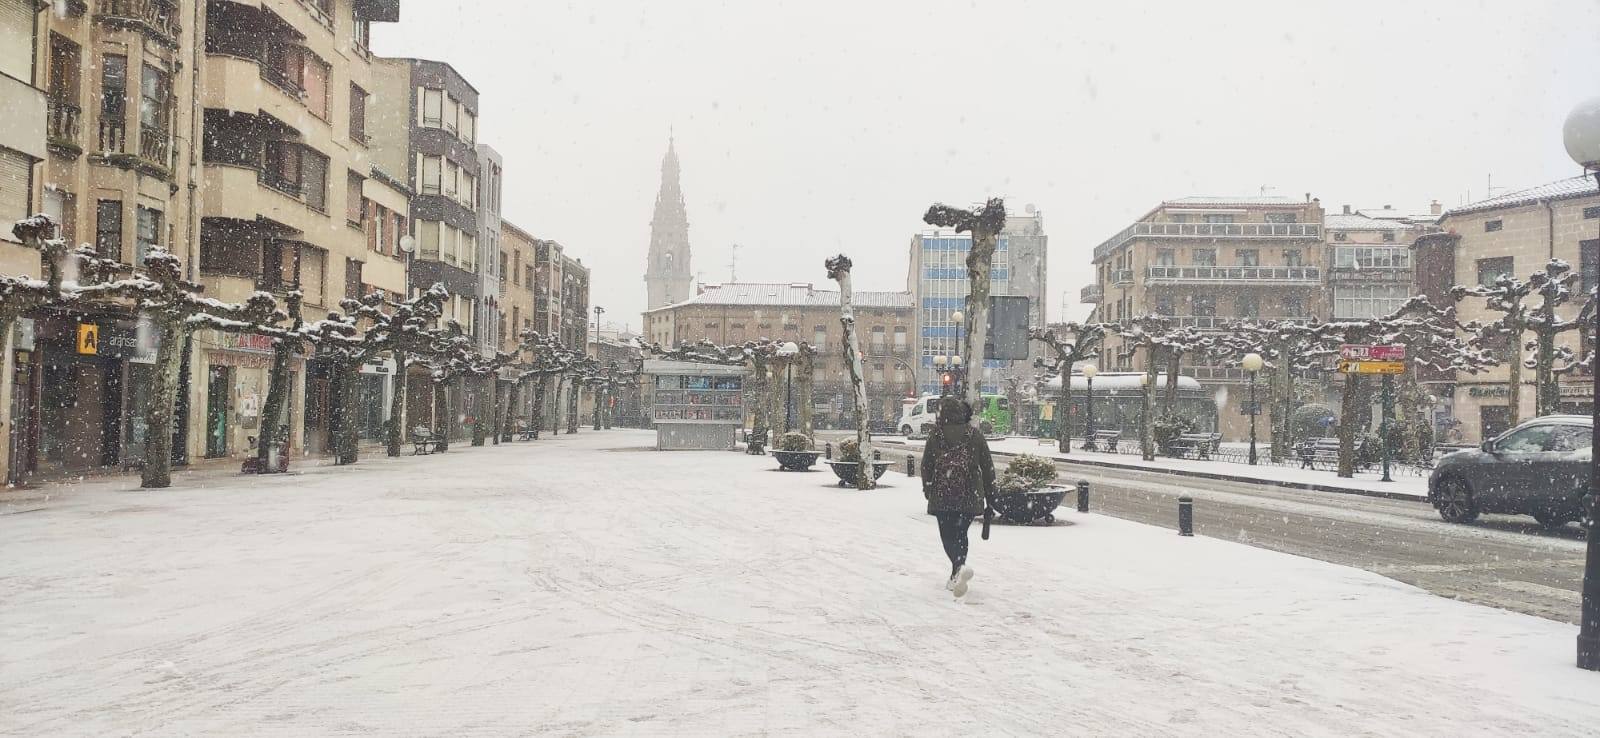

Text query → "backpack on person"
[933,426,977,504]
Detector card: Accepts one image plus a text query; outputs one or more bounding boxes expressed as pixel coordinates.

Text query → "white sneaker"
[952,566,974,598]
[945,574,957,591]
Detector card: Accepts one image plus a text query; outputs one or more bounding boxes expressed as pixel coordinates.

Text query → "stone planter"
[824,460,893,487]
[990,485,1068,525]
[772,450,821,471]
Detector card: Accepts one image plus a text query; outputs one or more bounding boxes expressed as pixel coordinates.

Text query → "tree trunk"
[531,375,547,439]
[333,362,361,465]
[566,380,580,434]
[141,315,186,488]
[257,336,295,471]
[1271,348,1291,463]
[1164,349,1181,413]
[503,380,521,441]
[1141,358,1158,461]
[549,376,563,435]
[1057,377,1072,455]
[471,377,488,446]
[436,378,453,452]
[593,386,604,429]
[833,267,876,490]
[963,230,998,418]
[386,352,407,457]
[797,351,815,438]
[748,358,769,442]
[1536,329,1556,416]
[1507,338,1523,428]
[1337,372,1363,478]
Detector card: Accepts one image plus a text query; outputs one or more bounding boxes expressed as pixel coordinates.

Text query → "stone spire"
[645,134,693,309]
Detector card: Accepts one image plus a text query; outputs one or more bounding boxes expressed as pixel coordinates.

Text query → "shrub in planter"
[777,432,814,452]
[997,454,1059,494]
[1356,432,1382,467]
[838,438,863,463]
[1291,403,1337,440]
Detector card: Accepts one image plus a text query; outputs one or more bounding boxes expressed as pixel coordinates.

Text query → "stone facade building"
[643,136,691,309]
[642,283,916,427]
[1415,176,1600,443]
[1083,195,1326,440]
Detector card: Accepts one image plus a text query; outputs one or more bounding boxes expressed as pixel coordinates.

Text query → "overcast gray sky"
[374,0,1600,331]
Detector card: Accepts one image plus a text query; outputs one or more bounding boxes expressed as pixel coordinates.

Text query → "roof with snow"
[1162,195,1302,208]
[648,283,913,312]
[1325,214,1414,231]
[1041,373,1204,393]
[1444,175,1599,217]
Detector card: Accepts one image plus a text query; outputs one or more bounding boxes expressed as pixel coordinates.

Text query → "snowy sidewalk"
[1,429,1595,736]
[882,435,1432,500]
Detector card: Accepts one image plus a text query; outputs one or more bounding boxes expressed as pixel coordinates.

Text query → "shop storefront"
[19,312,160,478]
[197,331,296,460]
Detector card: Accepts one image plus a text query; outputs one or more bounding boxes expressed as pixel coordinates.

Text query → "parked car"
[1428,415,1592,529]
[897,394,1004,438]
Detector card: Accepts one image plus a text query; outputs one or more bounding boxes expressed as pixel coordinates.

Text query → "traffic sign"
[1339,344,1406,361]
[1337,360,1406,374]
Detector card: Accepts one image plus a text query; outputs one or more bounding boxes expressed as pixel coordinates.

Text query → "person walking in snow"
[921,397,996,598]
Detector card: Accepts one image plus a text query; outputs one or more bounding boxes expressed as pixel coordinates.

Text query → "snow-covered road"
[2,430,1597,736]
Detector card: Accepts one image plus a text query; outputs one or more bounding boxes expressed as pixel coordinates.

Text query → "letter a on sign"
[77,323,99,355]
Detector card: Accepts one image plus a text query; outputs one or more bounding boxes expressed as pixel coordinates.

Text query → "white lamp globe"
[777,341,799,357]
[934,355,947,367]
[952,355,963,366]
[1081,364,1098,379]
[951,310,964,323]
[1564,96,1600,168]
[1242,352,1264,372]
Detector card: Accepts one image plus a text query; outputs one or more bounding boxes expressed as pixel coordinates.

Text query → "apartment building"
[476,143,502,355]
[196,0,402,458]
[1414,176,1600,443]
[906,209,1048,396]
[501,219,537,353]
[1085,195,1326,440]
[641,283,916,425]
[1,0,48,482]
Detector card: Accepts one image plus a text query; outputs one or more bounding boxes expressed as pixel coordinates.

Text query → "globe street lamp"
[934,354,950,396]
[1081,364,1099,450]
[1567,94,1600,671]
[951,309,965,395]
[777,341,800,433]
[1242,352,1264,465]
[952,354,964,397]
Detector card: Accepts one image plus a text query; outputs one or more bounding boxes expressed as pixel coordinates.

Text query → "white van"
[897,396,940,438]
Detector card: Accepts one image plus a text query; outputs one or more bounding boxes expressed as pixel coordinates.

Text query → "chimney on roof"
[1383,205,1392,210]
[1305,192,1311,202]
[1342,204,1351,215]
[1430,200,1442,216]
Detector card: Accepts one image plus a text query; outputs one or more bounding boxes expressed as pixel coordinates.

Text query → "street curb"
[873,438,1431,504]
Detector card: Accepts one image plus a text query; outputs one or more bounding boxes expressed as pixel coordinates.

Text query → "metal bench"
[1298,438,1341,469]
[516,419,536,441]
[1084,430,1122,452]
[411,426,444,455]
[1168,432,1220,459]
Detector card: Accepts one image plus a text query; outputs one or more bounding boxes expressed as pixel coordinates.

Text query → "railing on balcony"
[97,0,180,43]
[139,125,170,170]
[1168,315,1307,329]
[1111,268,1134,286]
[261,170,303,198]
[1145,265,1321,285]
[47,100,82,149]
[1095,221,1323,260]
[98,119,128,154]
[1079,283,1103,303]
[260,62,305,98]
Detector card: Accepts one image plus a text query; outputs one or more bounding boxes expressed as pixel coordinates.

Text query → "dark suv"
[1428,415,1593,529]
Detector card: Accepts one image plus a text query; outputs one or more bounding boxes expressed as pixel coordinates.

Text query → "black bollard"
[873,449,882,461]
[907,455,916,477]
[1178,496,1194,537]
[1076,480,1090,513]
[824,442,832,460]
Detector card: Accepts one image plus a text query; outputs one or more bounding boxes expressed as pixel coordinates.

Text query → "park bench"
[1298,438,1341,469]
[1168,432,1221,459]
[743,428,768,455]
[1086,430,1122,451]
[411,426,444,455]
[516,419,536,441]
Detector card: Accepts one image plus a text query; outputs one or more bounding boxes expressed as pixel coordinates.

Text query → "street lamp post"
[934,355,949,396]
[951,309,965,395]
[1243,352,1263,465]
[951,355,964,398]
[1139,372,1154,461]
[1082,364,1098,450]
[1565,94,1600,671]
[777,341,799,433]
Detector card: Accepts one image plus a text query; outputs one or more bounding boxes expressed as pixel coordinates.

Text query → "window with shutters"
[263,140,301,196]
[261,239,299,292]
[345,258,363,300]
[0,150,31,226]
[349,84,367,144]
[421,88,443,127]
[0,0,33,81]
[301,149,329,211]
[94,200,122,262]
[420,155,440,194]
[135,206,162,266]
[417,220,440,259]
[100,54,128,152]
[300,247,326,305]
[303,53,329,120]
[346,172,363,226]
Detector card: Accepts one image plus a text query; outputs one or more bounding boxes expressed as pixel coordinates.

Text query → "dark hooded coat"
[922,398,996,515]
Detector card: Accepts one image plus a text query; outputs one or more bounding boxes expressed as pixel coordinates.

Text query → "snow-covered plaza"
[3,429,1598,736]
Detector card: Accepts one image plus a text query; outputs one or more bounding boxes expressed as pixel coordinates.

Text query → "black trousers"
[935,512,972,575]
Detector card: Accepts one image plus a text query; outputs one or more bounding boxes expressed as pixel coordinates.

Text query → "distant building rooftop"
[1325,213,1414,231]
[1161,195,1304,207]
[646,283,913,312]
[1444,175,1599,218]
